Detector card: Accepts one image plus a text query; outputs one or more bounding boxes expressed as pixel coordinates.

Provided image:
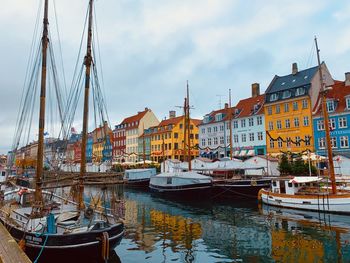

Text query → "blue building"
[313,76,350,157]
[138,128,152,161]
[102,135,113,162]
[86,133,93,163]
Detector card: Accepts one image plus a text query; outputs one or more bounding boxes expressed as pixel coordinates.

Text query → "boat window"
[288,182,292,187]
[167,177,172,184]
[294,183,299,187]
[272,181,277,187]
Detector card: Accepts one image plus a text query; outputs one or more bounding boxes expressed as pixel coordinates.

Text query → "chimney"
[169,110,176,119]
[292,62,298,75]
[345,72,350,86]
[145,107,149,111]
[251,83,260,98]
[224,103,228,109]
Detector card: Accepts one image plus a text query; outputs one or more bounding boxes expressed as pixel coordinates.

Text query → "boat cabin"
[271,177,322,195]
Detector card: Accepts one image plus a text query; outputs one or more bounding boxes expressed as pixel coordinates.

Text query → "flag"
[71,127,77,134]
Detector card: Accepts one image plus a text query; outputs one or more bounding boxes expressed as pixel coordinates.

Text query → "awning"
[289,176,322,184]
[234,151,240,156]
[239,150,247,156]
[247,150,255,156]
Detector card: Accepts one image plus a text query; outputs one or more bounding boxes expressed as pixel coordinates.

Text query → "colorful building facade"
[264,63,333,156]
[313,75,350,157]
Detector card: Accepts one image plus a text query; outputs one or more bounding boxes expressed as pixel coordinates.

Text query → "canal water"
[85,186,350,263]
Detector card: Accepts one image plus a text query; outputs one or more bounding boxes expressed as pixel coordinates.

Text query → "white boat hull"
[259,189,350,214]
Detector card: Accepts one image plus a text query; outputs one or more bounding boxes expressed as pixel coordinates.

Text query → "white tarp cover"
[289,176,322,184]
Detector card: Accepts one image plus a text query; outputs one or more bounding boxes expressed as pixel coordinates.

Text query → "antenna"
[216,94,224,109]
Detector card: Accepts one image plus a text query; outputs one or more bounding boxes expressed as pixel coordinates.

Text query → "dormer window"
[327,100,335,112]
[235,109,240,115]
[295,87,305,96]
[270,93,278,102]
[203,115,210,124]
[215,113,223,122]
[346,97,350,110]
[282,90,291,99]
[253,104,260,112]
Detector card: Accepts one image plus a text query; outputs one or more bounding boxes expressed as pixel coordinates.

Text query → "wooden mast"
[315,36,337,194]
[187,81,192,171]
[79,0,94,210]
[229,89,233,160]
[35,0,49,204]
[142,124,146,168]
[183,97,187,164]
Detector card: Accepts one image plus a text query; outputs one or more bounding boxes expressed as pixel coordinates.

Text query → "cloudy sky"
[0,0,350,153]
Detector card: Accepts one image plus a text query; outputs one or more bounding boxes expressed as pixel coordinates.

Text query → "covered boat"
[124,168,156,187]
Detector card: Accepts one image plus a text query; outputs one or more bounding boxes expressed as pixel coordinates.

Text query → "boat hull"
[124,178,150,187]
[259,188,350,214]
[213,179,271,198]
[149,183,212,199]
[0,218,124,261]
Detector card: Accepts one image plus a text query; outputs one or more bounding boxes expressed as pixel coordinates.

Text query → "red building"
[113,123,126,163]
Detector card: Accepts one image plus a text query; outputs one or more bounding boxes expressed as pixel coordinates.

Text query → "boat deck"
[0,222,31,263]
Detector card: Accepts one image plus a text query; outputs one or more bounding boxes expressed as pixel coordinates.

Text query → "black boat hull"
[149,183,212,199]
[124,178,150,188]
[0,219,124,262]
[213,179,271,198]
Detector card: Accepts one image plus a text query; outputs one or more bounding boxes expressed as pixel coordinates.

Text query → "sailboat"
[0,0,123,260]
[258,37,350,214]
[149,82,213,198]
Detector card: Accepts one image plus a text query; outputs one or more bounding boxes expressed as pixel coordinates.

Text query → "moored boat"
[124,168,156,187]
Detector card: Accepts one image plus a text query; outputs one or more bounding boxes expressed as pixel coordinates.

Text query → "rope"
[33,234,49,263]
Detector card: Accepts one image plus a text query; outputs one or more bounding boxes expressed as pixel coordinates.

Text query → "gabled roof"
[121,109,149,125]
[266,65,318,94]
[158,116,183,127]
[199,107,235,125]
[234,94,265,118]
[313,80,350,115]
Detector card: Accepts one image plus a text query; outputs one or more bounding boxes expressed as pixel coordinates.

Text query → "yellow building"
[147,114,200,162]
[91,122,112,163]
[264,63,333,155]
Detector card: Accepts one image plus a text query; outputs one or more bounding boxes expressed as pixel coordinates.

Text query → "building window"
[214,137,218,145]
[233,121,238,129]
[303,116,309,126]
[339,117,347,128]
[293,101,298,111]
[267,106,272,115]
[249,118,254,126]
[285,119,290,128]
[180,124,183,129]
[302,99,308,109]
[295,136,301,147]
[318,138,325,149]
[277,120,282,129]
[278,138,283,148]
[226,122,230,130]
[317,120,325,131]
[275,105,280,114]
[270,93,278,102]
[208,138,212,146]
[242,134,246,142]
[305,135,311,146]
[347,97,350,110]
[220,125,224,131]
[282,90,291,99]
[227,135,230,143]
[258,132,263,141]
[268,121,274,131]
[295,87,305,96]
[286,137,291,147]
[294,117,299,127]
[340,136,349,148]
[327,100,335,112]
[174,133,178,138]
[330,118,336,130]
[234,134,238,143]
[207,127,212,133]
[284,103,289,112]
[220,136,224,144]
[331,137,337,148]
[241,119,246,128]
[249,133,254,141]
[213,126,218,132]
[269,138,274,149]
[257,116,262,125]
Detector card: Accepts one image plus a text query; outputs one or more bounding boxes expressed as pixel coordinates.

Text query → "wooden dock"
[0,222,32,263]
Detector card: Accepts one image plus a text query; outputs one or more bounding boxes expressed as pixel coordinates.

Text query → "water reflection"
[83,186,350,262]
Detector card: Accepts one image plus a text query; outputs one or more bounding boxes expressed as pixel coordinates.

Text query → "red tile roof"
[120,108,150,128]
[313,80,350,115]
[234,94,265,118]
[199,106,235,125]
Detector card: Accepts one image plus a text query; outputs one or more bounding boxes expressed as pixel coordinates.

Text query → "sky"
[0,0,350,154]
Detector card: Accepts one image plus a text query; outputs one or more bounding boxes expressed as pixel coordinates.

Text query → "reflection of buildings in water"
[271,220,324,262]
[150,210,202,252]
